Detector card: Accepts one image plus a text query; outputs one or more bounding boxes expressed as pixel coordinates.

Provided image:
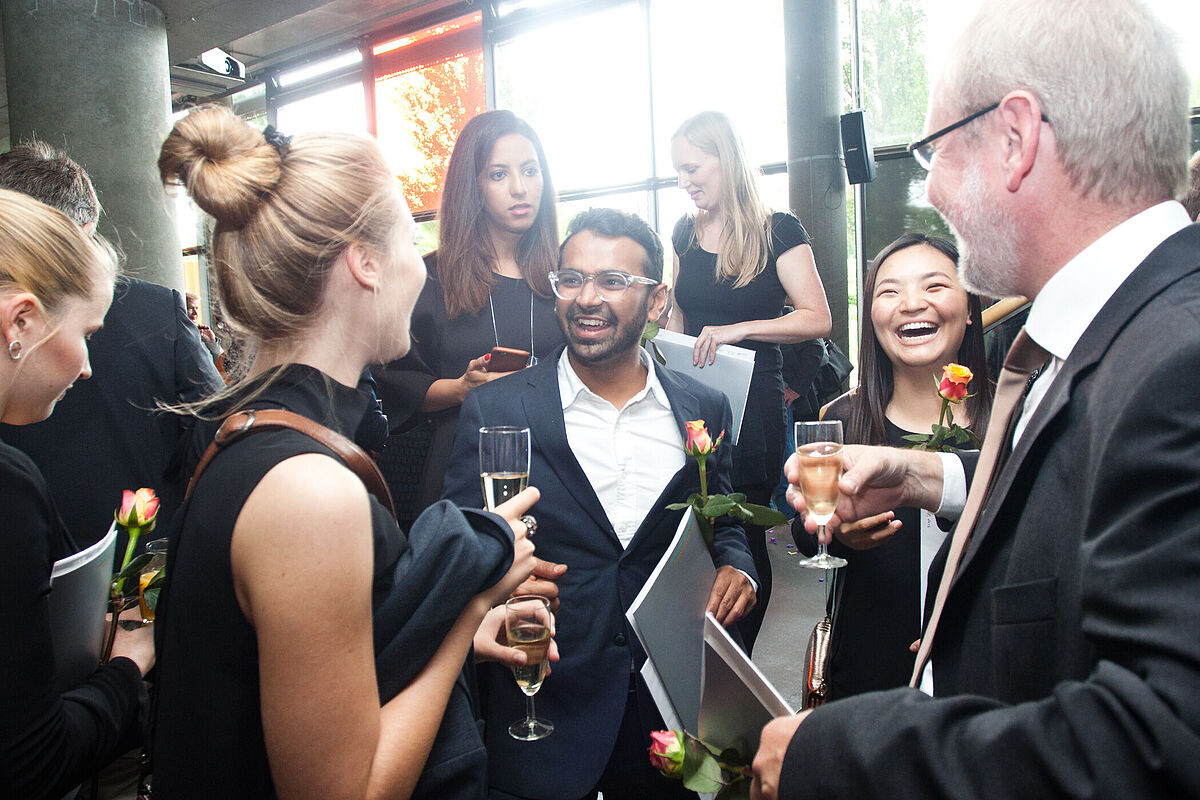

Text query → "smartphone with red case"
[486,346,530,372]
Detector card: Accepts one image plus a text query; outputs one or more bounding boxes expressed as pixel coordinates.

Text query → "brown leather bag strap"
[186,408,397,522]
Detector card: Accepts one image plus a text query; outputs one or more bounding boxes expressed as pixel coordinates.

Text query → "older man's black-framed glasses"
[548,269,659,302]
[908,101,1051,170]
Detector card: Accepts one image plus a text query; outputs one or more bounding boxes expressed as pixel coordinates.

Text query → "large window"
[494,3,652,193]
[374,13,487,217]
[491,0,789,270]
[273,50,367,136]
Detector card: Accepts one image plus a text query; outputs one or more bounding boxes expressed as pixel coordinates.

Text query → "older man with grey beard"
[752,0,1200,798]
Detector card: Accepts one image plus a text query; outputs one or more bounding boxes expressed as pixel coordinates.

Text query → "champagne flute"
[479,426,530,510]
[795,420,848,570]
[138,538,168,623]
[505,595,554,740]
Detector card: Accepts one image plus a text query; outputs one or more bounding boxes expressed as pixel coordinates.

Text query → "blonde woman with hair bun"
[669,110,832,651]
[152,106,539,800]
[0,189,153,798]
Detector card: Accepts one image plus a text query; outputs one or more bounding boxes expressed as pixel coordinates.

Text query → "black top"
[0,437,146,799]
[0,277,223,564]
[374,253,564,517]
[799,408,923,699]
[672,212,811,487]
[153,364,500,800]
[794,393,970,699]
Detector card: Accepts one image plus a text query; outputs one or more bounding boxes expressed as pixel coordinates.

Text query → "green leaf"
[902,433,929,444]
[701,497,737,517]
[680,740,725,793]
[142,586,160,615]
[144,570,166,591]
[744,504,788,527]
[727,493,748,504]
[665,502,692,510]
[695,514,716,548]
[114,553,153,584]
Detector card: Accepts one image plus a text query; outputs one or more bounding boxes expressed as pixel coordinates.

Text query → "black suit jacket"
[780,223,1200,798]
[1,277,223,559]
[443,347,757,800]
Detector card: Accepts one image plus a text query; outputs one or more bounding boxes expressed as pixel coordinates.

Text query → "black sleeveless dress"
[672,212,811,490]
[153,364,503,799]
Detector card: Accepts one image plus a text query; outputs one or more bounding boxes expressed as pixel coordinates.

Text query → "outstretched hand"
[784,444,944,543]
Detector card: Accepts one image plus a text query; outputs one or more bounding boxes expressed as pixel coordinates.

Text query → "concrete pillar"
[784,0,850,355]
[3,0,181,289]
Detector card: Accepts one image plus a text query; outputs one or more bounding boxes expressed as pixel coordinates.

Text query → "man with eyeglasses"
[444,207,757,800]
[751,0,1200,798]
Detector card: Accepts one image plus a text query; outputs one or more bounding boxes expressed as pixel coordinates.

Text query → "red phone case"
[487,346,530,372]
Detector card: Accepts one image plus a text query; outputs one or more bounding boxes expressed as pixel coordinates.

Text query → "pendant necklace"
[489,284,538,367]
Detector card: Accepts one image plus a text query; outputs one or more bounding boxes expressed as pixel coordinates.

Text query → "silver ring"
[519,514,537,536]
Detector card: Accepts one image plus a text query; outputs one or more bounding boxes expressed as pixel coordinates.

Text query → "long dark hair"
[847,233,994,446]
[437,109,557,318]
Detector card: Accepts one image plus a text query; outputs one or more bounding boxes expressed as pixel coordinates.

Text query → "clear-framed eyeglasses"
[548,269,659,302]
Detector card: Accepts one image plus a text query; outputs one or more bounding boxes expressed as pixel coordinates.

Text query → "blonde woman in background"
[0,190,153,798]
[669,110,832,652]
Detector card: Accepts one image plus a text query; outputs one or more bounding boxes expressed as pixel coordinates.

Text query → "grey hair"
[942,0,1188,206]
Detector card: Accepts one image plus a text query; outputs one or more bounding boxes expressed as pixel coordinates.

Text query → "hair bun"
[159,106,282,227]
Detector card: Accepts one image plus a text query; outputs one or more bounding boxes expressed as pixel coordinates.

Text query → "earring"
[7,340,21,360]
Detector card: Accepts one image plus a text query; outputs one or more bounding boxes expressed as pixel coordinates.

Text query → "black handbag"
[782,337,854,420]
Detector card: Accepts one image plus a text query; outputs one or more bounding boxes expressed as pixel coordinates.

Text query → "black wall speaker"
[840,110,876,184]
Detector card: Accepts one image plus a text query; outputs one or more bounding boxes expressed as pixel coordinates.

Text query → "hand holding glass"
[795,420,847,570]
[505,595,554,740]
[479,426,530,510]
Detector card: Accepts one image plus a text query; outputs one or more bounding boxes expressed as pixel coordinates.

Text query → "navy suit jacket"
[781,223,1200,798]
[443,347,757,800]
[1,277,222,559]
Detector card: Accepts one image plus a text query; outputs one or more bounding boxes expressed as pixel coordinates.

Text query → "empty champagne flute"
[479,426,530,510]
[795,420,848,570]
[505,595,554,740]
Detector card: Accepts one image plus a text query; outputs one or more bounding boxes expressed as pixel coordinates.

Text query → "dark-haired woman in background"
[377,110,564,522]
[669,110,832,652]
[795,232,993,698]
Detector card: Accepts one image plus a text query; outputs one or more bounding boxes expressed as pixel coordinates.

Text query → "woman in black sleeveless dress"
[669,111,832,651]
[152,107,538,800]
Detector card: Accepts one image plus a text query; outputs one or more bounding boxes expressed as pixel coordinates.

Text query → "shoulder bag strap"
[186,408,397,522]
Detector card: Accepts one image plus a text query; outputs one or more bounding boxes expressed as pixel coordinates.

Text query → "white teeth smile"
[576,318,609,328]
[898,322,939,340]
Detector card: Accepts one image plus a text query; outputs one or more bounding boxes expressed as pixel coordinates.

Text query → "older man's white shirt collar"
[1025,201,1192,360]
[558,346,671,411]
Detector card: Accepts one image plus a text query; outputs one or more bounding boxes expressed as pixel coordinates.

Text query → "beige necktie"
[909,328,1050,687]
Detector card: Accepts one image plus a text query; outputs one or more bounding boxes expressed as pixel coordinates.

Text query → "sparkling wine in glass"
[479,426,530,510]
[795,420,848,570]
[505,595,554,740]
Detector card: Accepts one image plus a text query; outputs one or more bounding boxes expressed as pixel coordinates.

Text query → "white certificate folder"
[648,329,755,444]
[50,525,117,695]
[626,509,715,733]
[698,613,794,755]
